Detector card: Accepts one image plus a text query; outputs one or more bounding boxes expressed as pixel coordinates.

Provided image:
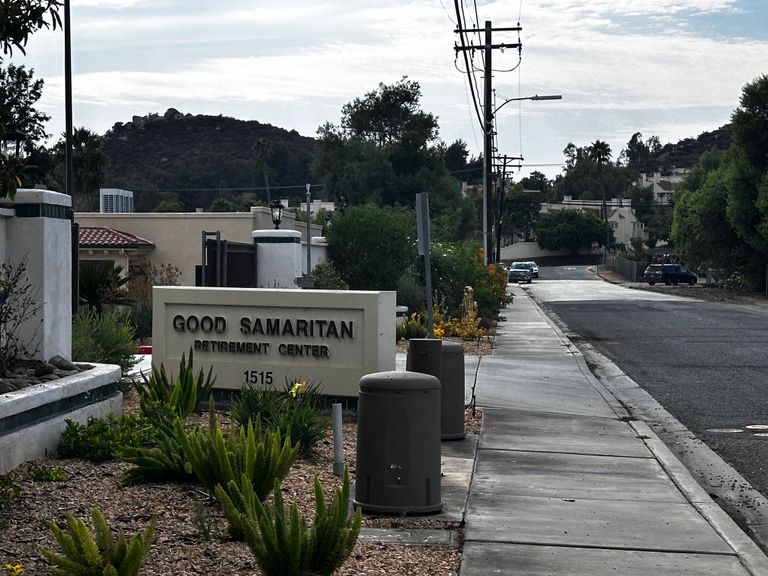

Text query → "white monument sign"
[152,287,396,397]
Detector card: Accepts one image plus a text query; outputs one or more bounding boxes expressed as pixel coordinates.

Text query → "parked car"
[644,263,698,285]
[524,261,540,278]
[508,262,533,283]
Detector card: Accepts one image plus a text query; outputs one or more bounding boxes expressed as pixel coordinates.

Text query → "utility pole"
[483,21,493,264]
[454,21,521,264]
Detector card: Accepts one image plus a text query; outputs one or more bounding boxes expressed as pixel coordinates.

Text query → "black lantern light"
[270,199,283,229]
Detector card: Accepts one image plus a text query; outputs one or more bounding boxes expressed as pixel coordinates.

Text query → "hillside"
[101,109,317,212]
[655,124,732,171]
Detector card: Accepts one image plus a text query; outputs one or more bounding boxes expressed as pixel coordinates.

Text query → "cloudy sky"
[9,0,768,181]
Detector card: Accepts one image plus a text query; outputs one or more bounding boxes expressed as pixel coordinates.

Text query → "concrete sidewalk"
[459,284,768,576]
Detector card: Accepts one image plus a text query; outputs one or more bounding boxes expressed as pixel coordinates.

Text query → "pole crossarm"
[455,42,521,52]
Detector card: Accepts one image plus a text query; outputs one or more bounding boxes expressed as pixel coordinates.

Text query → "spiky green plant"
[133,349,215,422]
[119,415,194,486]
[220,469,361,576]
[180,406,299,506]
[39,509,155,576]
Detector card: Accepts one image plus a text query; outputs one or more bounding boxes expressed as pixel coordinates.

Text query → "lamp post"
[270,199,283,229]
[483,94,562,264]
[1,125,26,157]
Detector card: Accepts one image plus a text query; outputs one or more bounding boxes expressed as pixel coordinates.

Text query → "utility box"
[440,341,466,440]
[354,371,442,515]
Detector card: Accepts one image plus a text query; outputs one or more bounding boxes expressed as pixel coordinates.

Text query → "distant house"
[540,196,647,246]
[635,169,687,204]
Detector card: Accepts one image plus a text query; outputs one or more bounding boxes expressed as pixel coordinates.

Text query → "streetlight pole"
[305,183,311,278]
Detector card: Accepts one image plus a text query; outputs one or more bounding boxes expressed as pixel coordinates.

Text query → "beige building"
[75,206,323,286]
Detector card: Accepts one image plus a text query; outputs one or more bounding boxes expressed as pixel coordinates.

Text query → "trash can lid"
[441,341,464,356]
[360,370,440,392]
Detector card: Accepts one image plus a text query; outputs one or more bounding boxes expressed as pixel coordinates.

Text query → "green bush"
[120,416,195,486]
[127,300,153,342]
[40,508,155,576]
[181,408,299,540]
[396,313,427,341]
[133,350,215,422]
[28,464,66,482]
[58,414,157,462]
[229,380,329,454]
[220,470,361,576]
[72,308,137,375]
[312,261,349,290]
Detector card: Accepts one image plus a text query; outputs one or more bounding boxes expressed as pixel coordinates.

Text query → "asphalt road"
[528,266,768,500]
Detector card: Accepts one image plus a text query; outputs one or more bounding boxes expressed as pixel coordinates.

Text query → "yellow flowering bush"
[4,565,23,576]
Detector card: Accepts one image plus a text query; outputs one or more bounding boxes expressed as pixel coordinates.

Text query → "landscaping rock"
[34,362,56,377]
[49,355,77,371]
[0,379,16,393]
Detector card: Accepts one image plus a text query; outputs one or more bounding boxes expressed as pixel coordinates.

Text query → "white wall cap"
[252,229,302,239]
[14,189,71,207]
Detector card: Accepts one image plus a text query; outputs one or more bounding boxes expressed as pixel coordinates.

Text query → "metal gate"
[198,231,258,287]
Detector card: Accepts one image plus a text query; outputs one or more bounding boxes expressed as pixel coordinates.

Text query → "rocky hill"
[102,109,317,212]
[655,124,732,171]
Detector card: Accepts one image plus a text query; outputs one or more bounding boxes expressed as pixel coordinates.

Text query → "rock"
[0,379,17,393]
[34,362,56,377]
[75,363,94,371]
[53,369,79,378]
[49,355,78,371]
[11,378,32,389]
[38,374,60,382]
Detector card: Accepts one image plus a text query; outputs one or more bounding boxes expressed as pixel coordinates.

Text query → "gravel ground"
[1,341,487,575]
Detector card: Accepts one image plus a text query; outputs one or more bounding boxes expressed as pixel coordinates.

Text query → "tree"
[535,208,612,255]
[622,132,662,174]
[0,63,50,143]
[53,128,108,212]
[312,79,464,233]
[0,0,61,57]
[340,77,438,148]
[519,171,553,199]
[325,204,416,291]
[503,187,541,242]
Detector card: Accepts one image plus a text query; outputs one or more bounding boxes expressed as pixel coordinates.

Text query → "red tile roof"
[79,226,155,249]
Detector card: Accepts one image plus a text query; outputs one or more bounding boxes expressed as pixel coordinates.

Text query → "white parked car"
[524,261,539,278]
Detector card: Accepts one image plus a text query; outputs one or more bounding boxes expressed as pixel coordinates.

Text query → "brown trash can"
[440,341,466,440]
[405,338,442,380]
[353,371,443,515]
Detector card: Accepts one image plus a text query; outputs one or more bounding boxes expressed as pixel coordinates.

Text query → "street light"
[493,94,562,116]
[482,93,562,264]
[270,199,283,229]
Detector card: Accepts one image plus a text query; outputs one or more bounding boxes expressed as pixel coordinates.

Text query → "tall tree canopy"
[672,74,768,288]
[0,63,49,143]
[536,208,613,255]
[312,78,469,239]
[553,142,630,202]
[53,128,108,212]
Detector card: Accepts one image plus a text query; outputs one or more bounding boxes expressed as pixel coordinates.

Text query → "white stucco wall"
[5,189,72,360]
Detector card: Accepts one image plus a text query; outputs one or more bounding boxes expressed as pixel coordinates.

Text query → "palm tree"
[588,140,613,240]
[53,127,107,211]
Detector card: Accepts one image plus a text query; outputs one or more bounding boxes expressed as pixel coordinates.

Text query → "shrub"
[312,261,349,290]
[396,312,427,341]
[119,416,194,486]
[58,414,157,462]
[71,308,137,376]
[229,379,329,454]
[78,261,131,314]
[133,350,215,422]
[28,464,66,482]
[181,408,299,540]
[127,300,153,342]
[40,508,155,576]
[221,470,361,576]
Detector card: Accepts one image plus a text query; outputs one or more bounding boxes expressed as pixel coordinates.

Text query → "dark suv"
[644,263,697,285]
